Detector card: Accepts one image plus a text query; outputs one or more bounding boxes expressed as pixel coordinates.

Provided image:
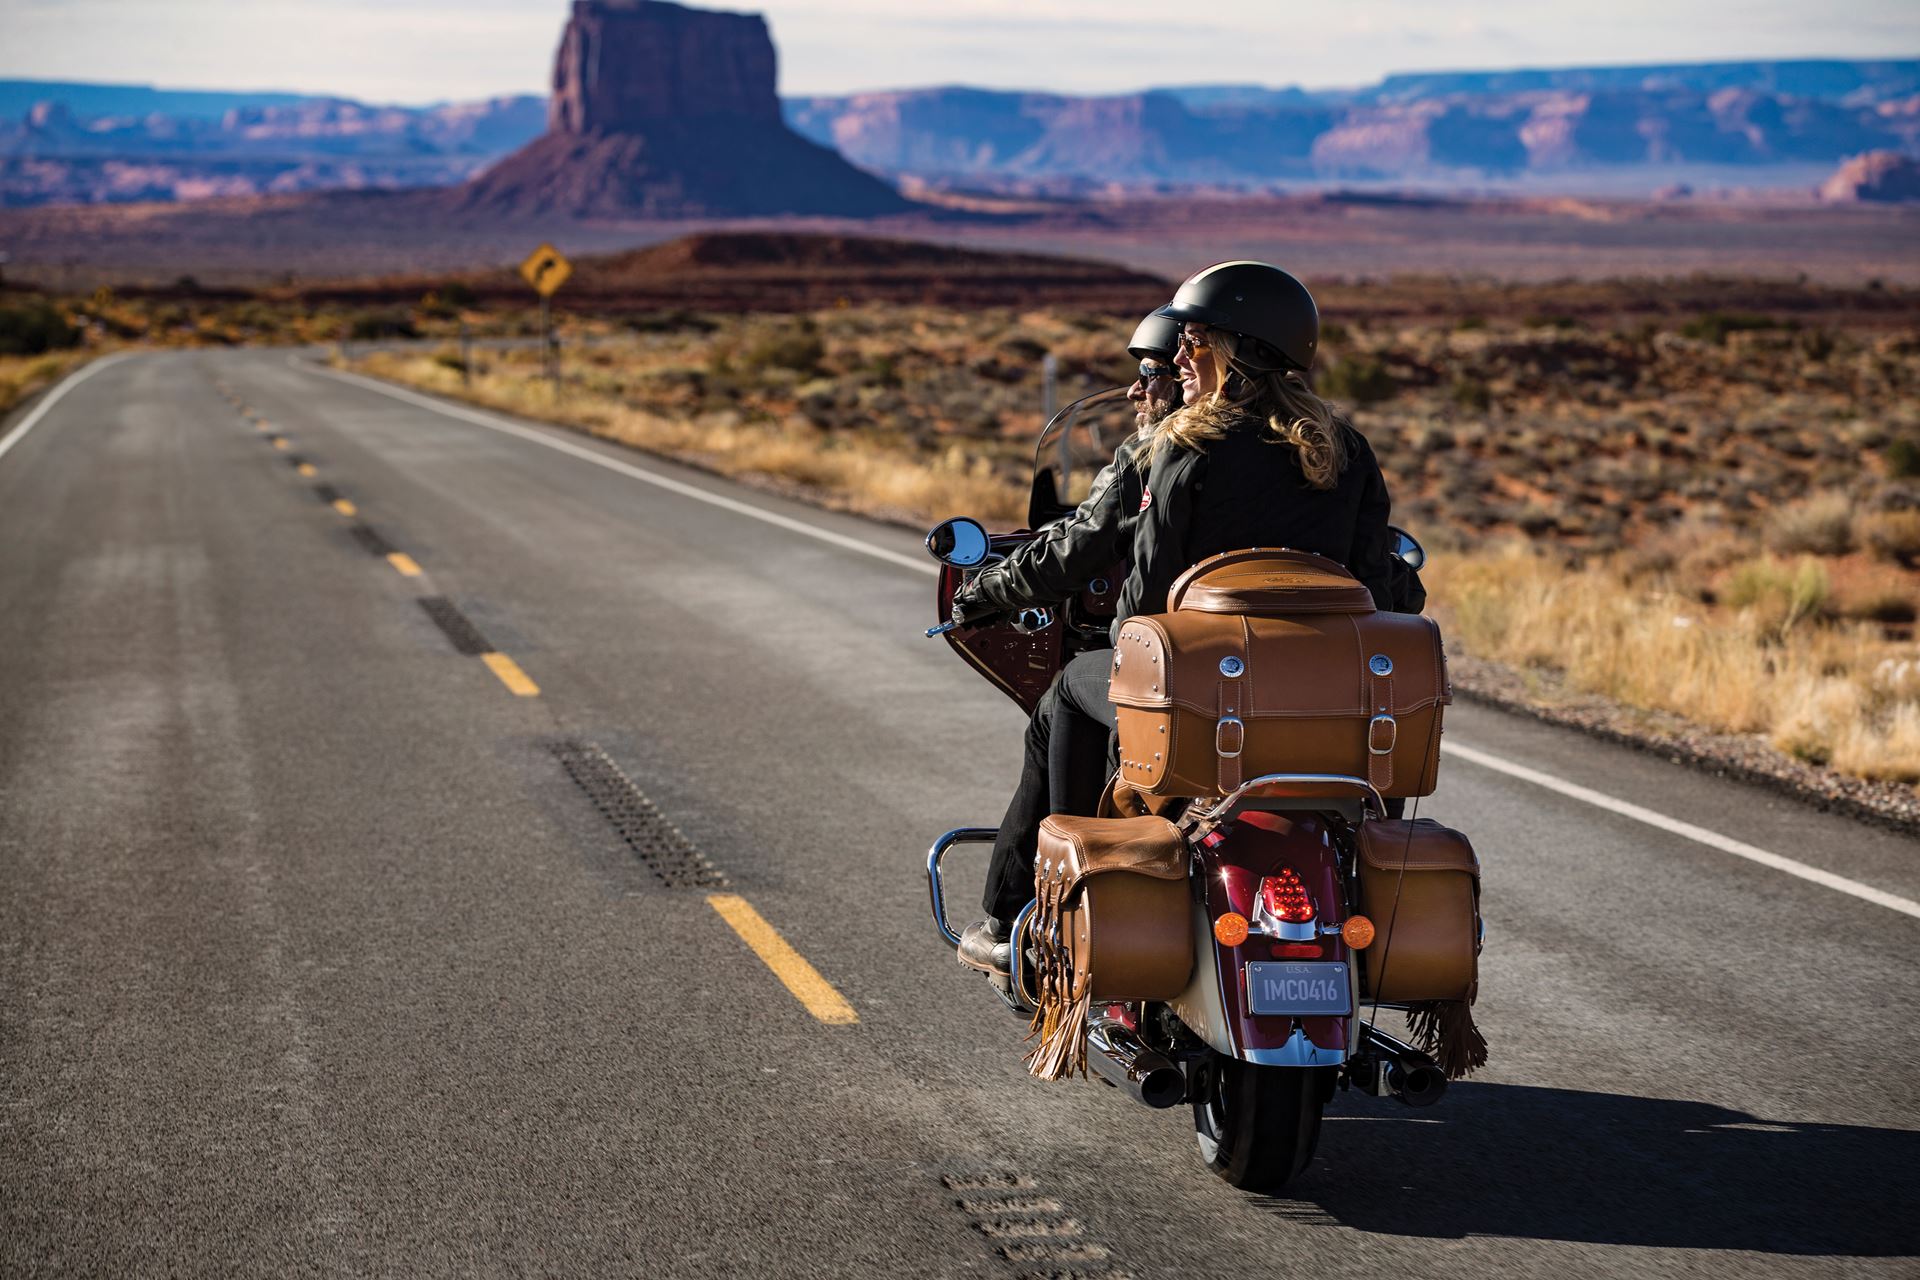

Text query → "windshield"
[1028,385,1136,528]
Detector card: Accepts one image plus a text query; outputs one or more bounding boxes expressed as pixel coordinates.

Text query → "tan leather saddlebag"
[1355,819,1480,1003]
[1109,549,1449,798]
[1025,814,1194,1080]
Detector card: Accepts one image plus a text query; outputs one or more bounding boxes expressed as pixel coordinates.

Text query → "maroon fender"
[1194,810,1355,1063]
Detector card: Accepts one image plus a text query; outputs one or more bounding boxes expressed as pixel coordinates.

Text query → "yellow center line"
[386,551,423,577]
[296,462,317,477]
[331,498,357,516]
[271,437,290,451]
[706,893,858,1026]
[480,651,540,697]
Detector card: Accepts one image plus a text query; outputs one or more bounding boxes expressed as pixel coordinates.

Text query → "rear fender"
[1172,811,1355,1066]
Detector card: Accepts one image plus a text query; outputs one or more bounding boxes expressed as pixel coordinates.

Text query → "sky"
[3,0,1917,104]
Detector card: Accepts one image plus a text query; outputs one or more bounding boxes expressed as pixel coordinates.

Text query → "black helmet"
[1155,260,1319,371]
[1126,311,1181,362]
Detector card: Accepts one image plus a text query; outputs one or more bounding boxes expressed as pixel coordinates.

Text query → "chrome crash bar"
[926,827,998,949]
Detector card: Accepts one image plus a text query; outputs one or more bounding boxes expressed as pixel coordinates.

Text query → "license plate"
[1245,962,1351,1016]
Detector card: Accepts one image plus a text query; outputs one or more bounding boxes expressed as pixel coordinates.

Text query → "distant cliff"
[0,94,546,206]
[786,59,1920,186]
[1821,150,1920,202]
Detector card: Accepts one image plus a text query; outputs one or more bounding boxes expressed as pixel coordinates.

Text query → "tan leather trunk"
[1355,819,1480,1003]
[1109,550,1450,798]
[1035,814,1193,1001]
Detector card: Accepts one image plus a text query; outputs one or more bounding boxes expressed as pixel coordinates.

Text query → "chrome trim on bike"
[1198,772,1386,824]
[1238,1025,1348,1067]
[1008,898,1040,1010]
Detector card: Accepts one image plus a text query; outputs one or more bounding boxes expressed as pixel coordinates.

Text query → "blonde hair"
[1149,329,1349,489]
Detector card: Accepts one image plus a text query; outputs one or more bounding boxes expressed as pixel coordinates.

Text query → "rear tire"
[1192,1056,1332,1191]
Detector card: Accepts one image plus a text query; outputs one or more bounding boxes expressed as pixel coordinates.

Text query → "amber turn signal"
[1213,912,1250,947]
[1341,915,1376,949]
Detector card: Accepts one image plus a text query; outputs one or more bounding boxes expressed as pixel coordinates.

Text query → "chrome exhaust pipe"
[1384,1058,1448,1107]
[1087,1022,1185,1109]
[1361,1024,1449,1108]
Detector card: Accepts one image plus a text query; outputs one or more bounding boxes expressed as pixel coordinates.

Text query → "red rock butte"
[446,0,911,219]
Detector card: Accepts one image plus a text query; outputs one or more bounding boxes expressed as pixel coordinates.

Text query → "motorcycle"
[923,388,1458,1192]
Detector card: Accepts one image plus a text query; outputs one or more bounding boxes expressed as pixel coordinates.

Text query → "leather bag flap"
[1111,612,1449,718]
[1169,549,1376,616]
[1357,819,1479,877]
[1037,814,1187,890]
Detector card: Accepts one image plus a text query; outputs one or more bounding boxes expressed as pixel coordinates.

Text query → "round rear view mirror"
[1389,526,1426,571]
[926,517,991,568]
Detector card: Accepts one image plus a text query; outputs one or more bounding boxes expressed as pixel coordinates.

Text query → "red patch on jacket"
[1139,484,1153,511]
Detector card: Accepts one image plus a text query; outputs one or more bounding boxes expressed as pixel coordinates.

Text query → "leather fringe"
[1405,1000,1488,1079]
[1022,875,1090,1081]
[1023,976,1091,1081]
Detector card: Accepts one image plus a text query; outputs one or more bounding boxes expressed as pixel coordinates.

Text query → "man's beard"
[1135,394,1182,435]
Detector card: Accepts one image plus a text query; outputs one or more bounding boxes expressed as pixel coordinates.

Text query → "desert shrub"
[1679,311,1779,344]
[1450,376,1492,412]
[1800,327,1836,361]
[1455,315,1487,331]
[439,282,477,309]
[347,310,418,341]
[431,346,467,374]
[1317,356,1396,403]
[998,334,1048,363]
[1723,556,1829,632]
[1834,703,1920,782]
[1763,491,1854,556]
[1885,436,1920,479]
[628,308,717,334]
[1770,675,1862,765]
[0,298,81,356]
[741,319,825,375]
[1851,590,1918,625]
[1525,314,1578,330]
[1863,510,1920,566]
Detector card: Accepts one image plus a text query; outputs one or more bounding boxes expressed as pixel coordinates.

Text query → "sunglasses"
[1176,331,1213,358]
[1137,360,1176,381]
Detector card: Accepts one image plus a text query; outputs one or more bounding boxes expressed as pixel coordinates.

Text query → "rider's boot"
[958,916,1013,975]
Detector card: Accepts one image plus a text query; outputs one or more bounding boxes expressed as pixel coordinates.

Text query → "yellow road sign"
[518,242,573,298]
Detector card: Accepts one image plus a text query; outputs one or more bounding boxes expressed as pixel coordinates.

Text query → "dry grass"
[345,346,1028,527]
[0,351,92,418]
[1764,491,1856,557]
[1427,547,1920,783]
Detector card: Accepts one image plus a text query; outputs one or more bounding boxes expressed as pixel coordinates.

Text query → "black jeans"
[983,648,1117,920]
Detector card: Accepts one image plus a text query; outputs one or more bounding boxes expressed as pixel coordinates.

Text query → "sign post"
[517,242,573,395]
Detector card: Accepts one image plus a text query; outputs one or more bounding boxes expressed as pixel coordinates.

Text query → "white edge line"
[1441,739,1920,920]
[293,356,939,577]
[0,352,137,464]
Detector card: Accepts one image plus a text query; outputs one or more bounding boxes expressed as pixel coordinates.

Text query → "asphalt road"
[2,350,1917,1279]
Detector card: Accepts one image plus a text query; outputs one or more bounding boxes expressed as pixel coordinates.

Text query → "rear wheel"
[1191,1056,1332,1191]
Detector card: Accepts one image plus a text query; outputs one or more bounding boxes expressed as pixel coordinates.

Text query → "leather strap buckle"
[1368,714,1398,756]
[1216,715,1245,759]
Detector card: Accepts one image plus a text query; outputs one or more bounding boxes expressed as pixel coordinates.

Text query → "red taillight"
[1258,868,1315,923]
[1272,942,1323,959]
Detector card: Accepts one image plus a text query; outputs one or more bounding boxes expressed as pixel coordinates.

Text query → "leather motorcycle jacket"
[955,434,1147,617]
[1114,420,1394,642]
